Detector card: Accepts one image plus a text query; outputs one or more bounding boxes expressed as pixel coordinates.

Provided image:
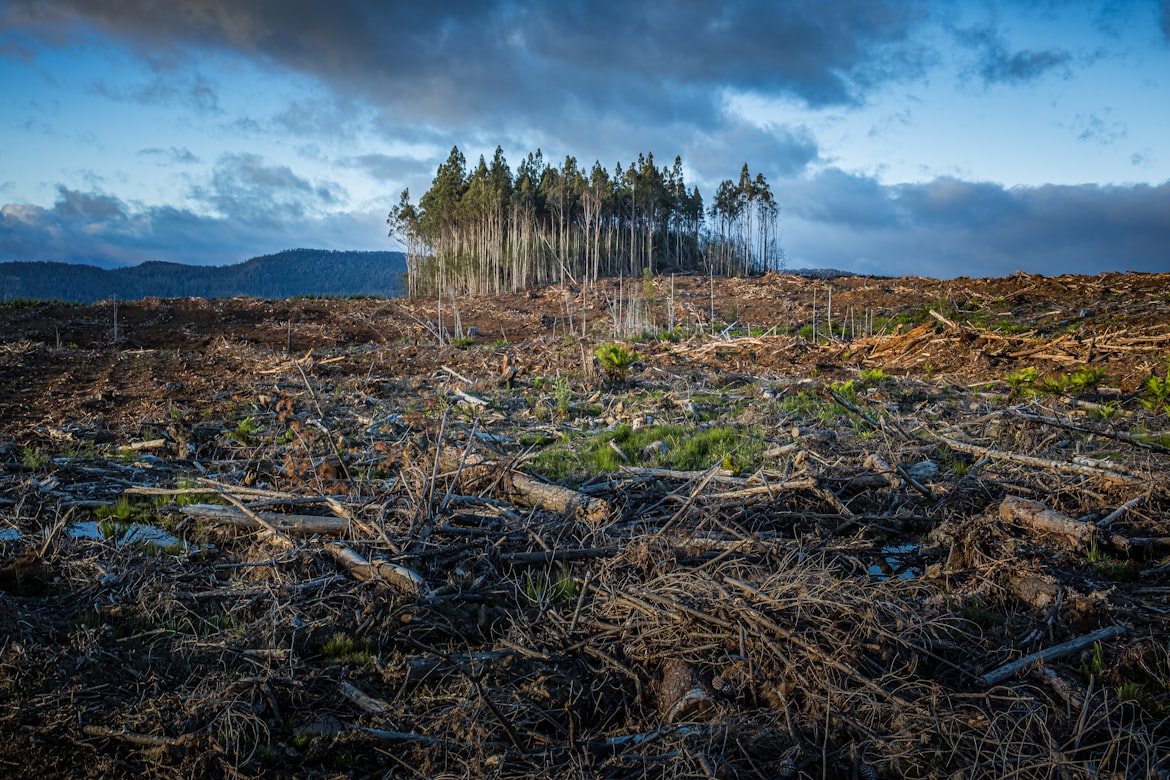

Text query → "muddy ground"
[0,270,1168,778]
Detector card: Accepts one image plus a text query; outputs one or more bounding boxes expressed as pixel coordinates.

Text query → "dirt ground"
[1,270,1168,778]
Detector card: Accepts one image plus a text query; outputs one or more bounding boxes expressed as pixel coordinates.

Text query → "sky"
[1,0,1168,278]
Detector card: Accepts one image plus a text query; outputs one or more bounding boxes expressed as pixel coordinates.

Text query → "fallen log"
[934,434,1146,484]
[659,659,718,724]
[326,542,427,594]
[437,449,612,525]
[999,496,1098,549]
[179,503,349,536]
[978,625,1126,686]
[997,496,1168,557]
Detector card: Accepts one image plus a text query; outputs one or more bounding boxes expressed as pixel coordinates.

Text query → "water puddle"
[69,520,183,548]
[868,542,922,580]
[1,521,185,550]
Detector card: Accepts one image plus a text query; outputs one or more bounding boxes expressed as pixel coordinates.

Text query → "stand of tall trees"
[388,146,781,299]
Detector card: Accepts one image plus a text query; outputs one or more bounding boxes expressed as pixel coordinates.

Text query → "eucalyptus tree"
[390,145,776,299]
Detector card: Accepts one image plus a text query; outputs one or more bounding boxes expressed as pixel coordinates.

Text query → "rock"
[906,460,939,482]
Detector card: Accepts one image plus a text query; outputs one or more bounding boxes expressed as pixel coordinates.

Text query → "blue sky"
[1,0,1167,277]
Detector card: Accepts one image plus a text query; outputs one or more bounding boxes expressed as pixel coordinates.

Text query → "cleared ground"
[1,271,1168,778]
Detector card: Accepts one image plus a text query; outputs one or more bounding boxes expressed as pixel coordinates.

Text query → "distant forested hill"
[0,249,406,303]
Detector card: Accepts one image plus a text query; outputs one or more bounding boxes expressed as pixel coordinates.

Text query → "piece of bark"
[999,496,1098,549]
[326,542,427,593]
[338,681,391,714]
[438,449,612,525]
[179,503,349,535]
[659,659,718,724]
[1006,570,1060,610]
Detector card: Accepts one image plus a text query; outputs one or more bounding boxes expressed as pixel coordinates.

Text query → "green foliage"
[1084,545,1135,581]
[232,416,264,445]
[859,368,886,384]
[1069,366,1107,392]
[523,567,575,605]
[779,388,843,426]
[1083,641,1107,680]
[19,446,49,470]
[450,335,476,348]
[595,343,639,381]
[1005,367,1040,396]
[1116,682,1167,716]
[1035,374,1070,396]
[1141,367,1170,414]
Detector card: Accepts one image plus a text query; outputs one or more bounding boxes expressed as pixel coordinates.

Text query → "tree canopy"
[388,147,782,298]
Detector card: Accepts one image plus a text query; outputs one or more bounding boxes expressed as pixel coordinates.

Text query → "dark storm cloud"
[685,119,820,184]
[0,0,929,125]
[1,185,383,267]
[340,153,434,183]
[1160,0,1170,41]
[191,152,347,227]
[784,172,1170,276]
[954,24,1072,86]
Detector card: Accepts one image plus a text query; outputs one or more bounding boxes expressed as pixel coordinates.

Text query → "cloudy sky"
[1,0,1167,277]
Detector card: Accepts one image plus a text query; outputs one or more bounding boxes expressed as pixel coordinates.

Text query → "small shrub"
[1005,367,1039,396]
[1069,366,1107,392]
[1035,374,1069,396]
[19,446,49,470]
[595,343,639,382]
[232,416,264,445]
[1141,373,1169,415]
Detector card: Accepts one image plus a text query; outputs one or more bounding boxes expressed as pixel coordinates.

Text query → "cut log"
[326,542,427,594]
[659,659,718,724]
[179,503,349,535]
[437,449,612,525]
[998,496,1097,549]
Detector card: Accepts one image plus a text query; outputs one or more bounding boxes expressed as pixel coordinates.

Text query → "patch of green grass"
[523,567,575,605]
[859,368,886,384]
[320,632,376,666]
[779,388,843,426]
[450,336,476,348]
[1084,545,1136,581]
[527,422,764,484]
[959,598,1005,629]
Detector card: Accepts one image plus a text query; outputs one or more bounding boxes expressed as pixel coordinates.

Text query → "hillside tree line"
[388,147,783,298]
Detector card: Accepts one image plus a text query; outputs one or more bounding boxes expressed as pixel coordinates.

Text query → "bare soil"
[1,271,1168,778]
